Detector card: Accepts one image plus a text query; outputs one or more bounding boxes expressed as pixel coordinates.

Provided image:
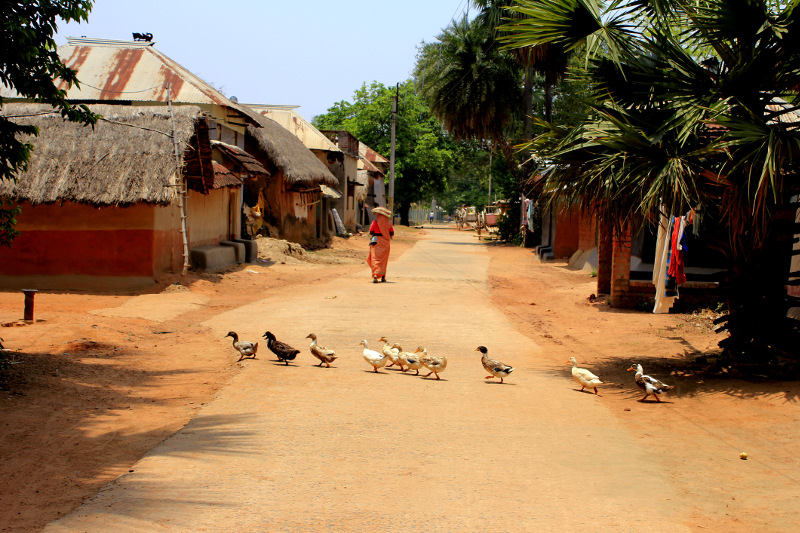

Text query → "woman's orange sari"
[367,214,392,278]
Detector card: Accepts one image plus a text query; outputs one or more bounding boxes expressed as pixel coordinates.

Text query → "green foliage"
[313,81,455,222]
[502,0,800,366]
[0,201,21,248]
[415,16,523,144]
[1,1,99,245]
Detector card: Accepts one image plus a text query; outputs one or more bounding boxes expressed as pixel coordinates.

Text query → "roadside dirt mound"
[254,234,368,266]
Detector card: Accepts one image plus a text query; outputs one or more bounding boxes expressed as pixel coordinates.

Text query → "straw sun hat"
[372,207,392,217]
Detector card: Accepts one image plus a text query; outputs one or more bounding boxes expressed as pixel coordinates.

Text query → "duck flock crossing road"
[44,228,689,532]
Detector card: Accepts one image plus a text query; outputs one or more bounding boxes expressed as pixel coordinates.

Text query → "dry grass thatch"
[245,112,338,188]
[0,103,204,205]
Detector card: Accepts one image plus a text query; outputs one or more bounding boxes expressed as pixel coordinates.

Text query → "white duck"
[627,363,673,402]
[398,345,424,375]
[567,356,603,394]
[417,346,447,380]
[360,339,391,373]
[378,336,404,370]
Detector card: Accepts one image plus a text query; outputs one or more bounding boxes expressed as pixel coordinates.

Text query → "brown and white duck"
[628,363,673,402]
[476,346,514,384]
[225,331,258,361]
[306,333,337,367]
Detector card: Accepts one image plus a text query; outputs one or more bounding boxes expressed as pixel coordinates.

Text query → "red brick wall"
[597,220,612,294]
[553,205,580,258]
[611,223,633,308]
[578,213,596,250]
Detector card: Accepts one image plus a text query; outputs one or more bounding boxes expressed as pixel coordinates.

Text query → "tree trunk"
[524,65,534,140]
[544,70,555,123]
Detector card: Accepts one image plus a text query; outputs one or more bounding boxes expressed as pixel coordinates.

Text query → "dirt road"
[43,228,690,532]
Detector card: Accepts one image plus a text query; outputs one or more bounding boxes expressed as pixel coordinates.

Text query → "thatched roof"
[0,103,205,205]
[245,112,338,188]
[211,140,269,177]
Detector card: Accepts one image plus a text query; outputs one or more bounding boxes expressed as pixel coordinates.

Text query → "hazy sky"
[55,0,476,121]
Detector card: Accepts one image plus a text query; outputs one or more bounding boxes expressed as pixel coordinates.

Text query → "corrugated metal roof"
[211,161,243,189]
[242,104,341,152]
[1,37,244,111]
[359,142,389,165]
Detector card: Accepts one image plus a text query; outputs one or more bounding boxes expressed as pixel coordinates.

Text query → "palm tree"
[503,0,800,369]
[416,16,524,176]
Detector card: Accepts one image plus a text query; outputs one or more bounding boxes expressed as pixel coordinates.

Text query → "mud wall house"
[0,36,267,242]
[241,104,346,237]
[532,169,726,310]
[242,111,339,245]
[319,130,363,232]
[0,104,242,290]
[358,141,389,223]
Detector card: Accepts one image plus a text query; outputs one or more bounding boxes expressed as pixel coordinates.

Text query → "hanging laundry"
[653,214,677,313]
[668,215,687,285]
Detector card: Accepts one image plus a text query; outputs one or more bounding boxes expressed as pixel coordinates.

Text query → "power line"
[80,82,164,94]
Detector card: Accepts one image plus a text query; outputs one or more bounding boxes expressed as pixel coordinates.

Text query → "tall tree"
[314,81,455,225]
[1,0,98,247]
[415,16,523,177]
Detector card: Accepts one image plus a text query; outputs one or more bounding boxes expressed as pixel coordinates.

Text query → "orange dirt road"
[41,228,693,532]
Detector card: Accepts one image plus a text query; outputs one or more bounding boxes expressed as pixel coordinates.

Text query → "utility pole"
[388,82,398,216]
[487,140,493,207]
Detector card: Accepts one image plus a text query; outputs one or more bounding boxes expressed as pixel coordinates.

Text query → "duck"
[360,339,391,372]
[567,356,602,394]
[476,346,514,384]
[225,331,258,361]
[378,336,404,370]
[398,345,424,375]
[306,333,337,368]
[418,346,447,380]
[262,331,300,365]
[627,363,673,402]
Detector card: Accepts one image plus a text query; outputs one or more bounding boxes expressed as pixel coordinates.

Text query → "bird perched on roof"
[418,346,447,380]
[476,346,514,384]
[306,333,337,367]
[360,339,391,372]
[263,331,300,365]
[225,331,258,361]
[628,363,673,402]
[567,357,603,394]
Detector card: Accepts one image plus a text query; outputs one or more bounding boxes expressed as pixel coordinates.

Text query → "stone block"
[220,240,246,263]
[232,238,258,262]
[190,245,236,271]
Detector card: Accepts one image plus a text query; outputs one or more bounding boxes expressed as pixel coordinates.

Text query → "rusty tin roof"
[1,37,241,109]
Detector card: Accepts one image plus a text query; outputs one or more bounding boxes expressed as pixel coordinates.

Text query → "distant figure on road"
[429,211,434,224]
[367,207,394,283]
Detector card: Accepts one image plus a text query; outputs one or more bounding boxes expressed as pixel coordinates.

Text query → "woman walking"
[367,206,394,283]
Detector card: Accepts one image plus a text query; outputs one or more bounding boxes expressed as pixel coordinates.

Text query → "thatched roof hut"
[245,112,338,188]
[0,103,208,206]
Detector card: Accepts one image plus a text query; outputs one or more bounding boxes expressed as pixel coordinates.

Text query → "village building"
[532,174,726,311]
[242,111,340,244]
[0,38,339,287]
[241,104,346,239]
[0,103,258,289]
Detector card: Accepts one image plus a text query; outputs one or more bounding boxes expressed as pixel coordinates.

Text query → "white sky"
[56,0,476,121]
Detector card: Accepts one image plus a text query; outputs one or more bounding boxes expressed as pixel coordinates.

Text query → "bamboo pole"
[166,84,190,282]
